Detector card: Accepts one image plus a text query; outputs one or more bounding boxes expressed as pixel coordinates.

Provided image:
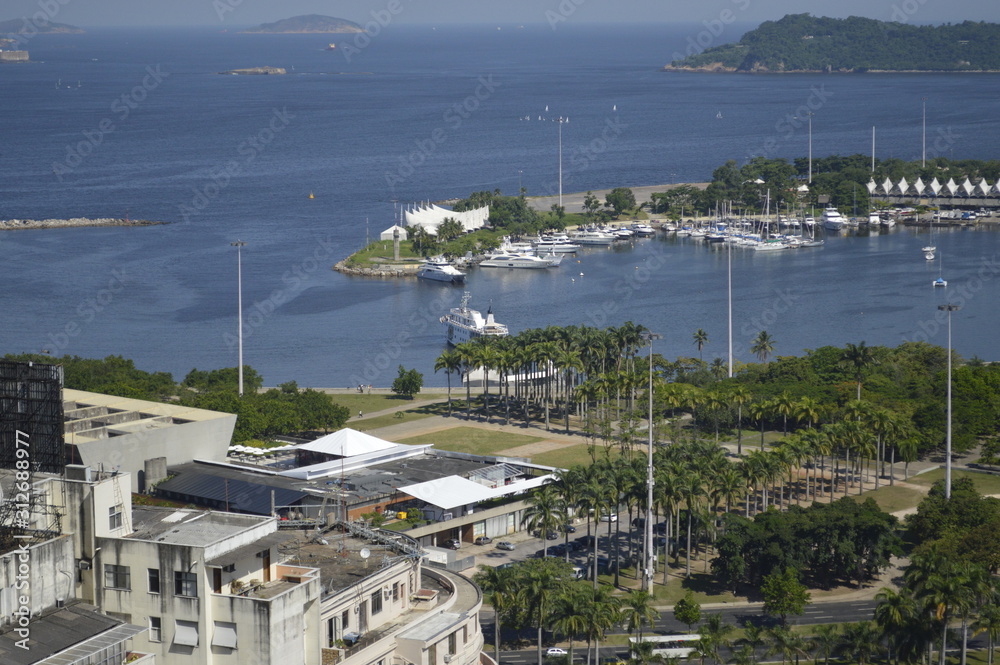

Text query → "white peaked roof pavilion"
[404,203,489,235]
[296,427,399,457]
[398,474,555,511]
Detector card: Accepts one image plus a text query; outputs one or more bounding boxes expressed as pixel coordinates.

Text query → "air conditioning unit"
[77,559,92,570]
[441,512,453,521]
[444,656,453,663]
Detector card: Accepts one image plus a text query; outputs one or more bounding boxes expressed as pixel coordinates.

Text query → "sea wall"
[0,217,166,231]
[333,260,421,278]
[0,50,29,62]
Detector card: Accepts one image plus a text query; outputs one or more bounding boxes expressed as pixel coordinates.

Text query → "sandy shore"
[0,217,166,231]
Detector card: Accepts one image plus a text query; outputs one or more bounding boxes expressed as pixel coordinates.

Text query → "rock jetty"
[220,67,287,75]
[333,260,422,278]
[0,217,166,231]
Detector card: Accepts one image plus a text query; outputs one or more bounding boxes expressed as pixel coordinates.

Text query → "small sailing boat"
[716,110,723,119]
[923,245,935,260]
[308,192,315,199]
[612,104,617,112]
[933,253,946,287]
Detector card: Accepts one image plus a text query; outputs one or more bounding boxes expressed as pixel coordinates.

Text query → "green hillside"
[666,14,1000,72]
[241,14,363,34]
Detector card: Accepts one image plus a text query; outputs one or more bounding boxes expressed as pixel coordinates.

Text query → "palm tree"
[622,589,661,642]
[434,349,463,416]
[771,392,795,436]
[837,622,883,665]
[551,584,588,665]
[681,469,705,578]
[765,625,809,665]
[811,624,840,665]
[699,614,733,665]
[875,587,918,665]
[842,341,879,401]
[793,396,823,431]
[973,602,1000,665]
[750,330,775,363]
[738,622,765,665]
[521,484,566,556]
[555,345,585,433]
[748,399,771,450]
[693,329,709,362]
[454,341,477,420]
[579,585,623,665]
[727,385,752,455]
[474,565,518,665]
[520,561,563,665]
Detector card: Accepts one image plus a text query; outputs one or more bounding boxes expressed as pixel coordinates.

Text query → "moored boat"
[479,251,562,268]
[418,256,466,284]
[821,207,846,231]
[440,292,509,345]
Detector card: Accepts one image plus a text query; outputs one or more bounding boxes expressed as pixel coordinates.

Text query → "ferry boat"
[417,257,466,284]
[440,293,509,345]
[821,207,846,231]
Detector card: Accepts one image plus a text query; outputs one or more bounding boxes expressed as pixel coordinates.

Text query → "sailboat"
[716,110,723,119]
[933,253,947,287]
[612,104,617,112]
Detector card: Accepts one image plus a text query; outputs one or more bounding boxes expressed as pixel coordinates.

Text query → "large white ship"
[440,293,509,345]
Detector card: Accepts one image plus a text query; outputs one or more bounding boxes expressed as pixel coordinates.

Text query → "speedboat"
[440,292,509,345]
[480,251,562,268]
[418,257,466,284]
[629,222,656,237]
[821,207,845,231]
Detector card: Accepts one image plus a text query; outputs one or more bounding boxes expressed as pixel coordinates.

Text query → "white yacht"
[417,257,466,284]
[533,234,580,253]
[629,222,656,237]
[821,207,846,231]
[479,251,562,268]
[571,229,616,245]
[440,292,509,345]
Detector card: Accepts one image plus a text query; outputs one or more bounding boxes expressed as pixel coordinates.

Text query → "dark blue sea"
[1,24,998,386]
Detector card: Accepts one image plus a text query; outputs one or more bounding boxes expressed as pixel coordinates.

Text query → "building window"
[109,504,124,530]
[104,564,130,590]
[341,609,349,631]
[149,616,162,642]
[148,568,160,594]
[463,625,468,644]
[370,590,383,615]
[392,582,399,601]
[429,644,437,665]
[448,632,457,655]
[174,571,198,597]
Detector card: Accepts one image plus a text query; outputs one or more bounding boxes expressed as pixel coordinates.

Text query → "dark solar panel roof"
[157,472,308,515]
[0,602,133,665]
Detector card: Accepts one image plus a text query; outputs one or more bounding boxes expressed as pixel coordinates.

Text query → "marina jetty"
[0,217,166,231]
[333,258,423,278]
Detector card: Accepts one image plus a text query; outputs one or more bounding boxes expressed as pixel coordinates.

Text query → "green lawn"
[328,393,447,414]
[907,468,1000,495]
[851,483,927,513]
[397,426,544,456]
[531,443,622,469]
[351,410,437,432]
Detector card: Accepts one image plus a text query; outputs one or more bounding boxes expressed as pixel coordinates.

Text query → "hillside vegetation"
[241,14,363,34]
[666,14,1000,72]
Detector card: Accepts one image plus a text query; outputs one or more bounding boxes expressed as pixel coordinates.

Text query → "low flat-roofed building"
[63,389,236,492]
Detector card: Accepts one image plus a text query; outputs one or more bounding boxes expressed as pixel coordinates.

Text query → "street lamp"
[938,304,959,499]
[922,97,927,168]
[557,117,565,209]
[640,331,662,592]
[231,240,247,396]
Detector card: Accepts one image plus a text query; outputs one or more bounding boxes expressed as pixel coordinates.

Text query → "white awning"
[174,620,199,647]
[296,428,398,458]
[398,474,555,511]
[212,621,238,649]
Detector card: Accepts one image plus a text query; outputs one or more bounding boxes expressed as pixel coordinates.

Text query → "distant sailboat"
[545,105,549,112]
[716,110,723,119]
[612,104,617,112]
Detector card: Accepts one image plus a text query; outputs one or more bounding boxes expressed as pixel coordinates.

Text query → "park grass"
[907,467,1000,495]
[531,443,622,469]
[352,410,437,432]
[327,392,447,414]
[851,483,927,514]
[397,427,544,456]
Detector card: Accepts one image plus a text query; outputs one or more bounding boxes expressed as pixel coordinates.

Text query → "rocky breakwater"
[220,66,287,75]
[0,217,166,231]
[334,259,422,278]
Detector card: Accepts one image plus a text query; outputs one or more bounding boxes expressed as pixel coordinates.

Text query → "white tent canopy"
[404,203,489,236]
[379,224,408,241]
[398,474,555,511]
[296,428,399,458]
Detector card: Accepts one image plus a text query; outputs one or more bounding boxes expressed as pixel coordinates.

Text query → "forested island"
[665,14,1000,72]
[0,18,83,34]
[240,14,363,34]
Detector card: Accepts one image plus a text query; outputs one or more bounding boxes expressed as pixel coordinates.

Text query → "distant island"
[0,18,83,34]
[240,14,363,34]
[220,66,287,75]
[665,14,1000,73]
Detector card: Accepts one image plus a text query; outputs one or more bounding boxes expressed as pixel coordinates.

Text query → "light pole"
[939,304,959,499]
[231,240,247,396]
[640,331,662,592]
[922,97,927,168]
[806,111,813,184]
[518,169,523,196]
[727,233,733,378]
[557,117,564,209]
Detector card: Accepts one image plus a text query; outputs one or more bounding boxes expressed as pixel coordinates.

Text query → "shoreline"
[0,217,167,231]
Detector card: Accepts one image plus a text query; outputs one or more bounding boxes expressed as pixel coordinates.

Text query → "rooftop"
[282,531,419,595]
[63,388,234,444]
[0,601,143,665]
[127,507,272,546]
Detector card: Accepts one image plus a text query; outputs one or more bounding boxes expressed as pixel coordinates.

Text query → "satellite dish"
[360,548,371,559]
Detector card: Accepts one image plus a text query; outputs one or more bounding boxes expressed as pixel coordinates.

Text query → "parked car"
[549,543,567,556]
[546,648,568,657]
[577,535,596,547]
[546,530,559,540]
[600,512,618,522]
[443,538,461,550]
[474,536,492,546]
[562,524,577,533]
[496,541,515,551]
